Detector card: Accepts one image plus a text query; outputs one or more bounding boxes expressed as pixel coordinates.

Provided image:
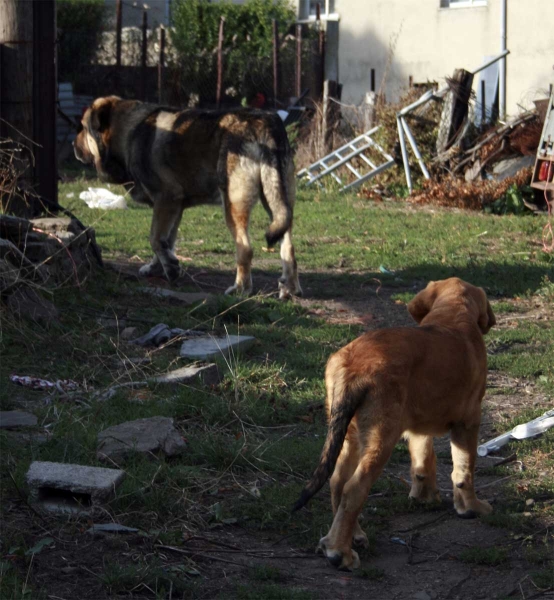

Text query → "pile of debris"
[0,214,102,323]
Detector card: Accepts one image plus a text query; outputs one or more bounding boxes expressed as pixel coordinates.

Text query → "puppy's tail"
[292,361,363,512]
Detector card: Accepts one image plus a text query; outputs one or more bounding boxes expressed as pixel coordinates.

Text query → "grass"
[459,547,508,566]
[0,175,553,598]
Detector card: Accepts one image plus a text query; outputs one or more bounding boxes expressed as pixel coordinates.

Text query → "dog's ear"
[478,295,496,334]
[90,97,119,133]
[408,281,438,324]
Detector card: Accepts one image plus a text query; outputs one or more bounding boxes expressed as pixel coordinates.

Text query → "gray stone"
[153,364,221,386]
[87,523,139,534]
[413,593,432,600]
[26,461,125,515]
[492,155,535,181]
[30,217,79,235]
[3,431,49,445]
[0,410,38,429]
[180,334,255,360]
[6,287,59,323]
[97,416,186,463]
[120,326,139,340]
[139,287,213,305]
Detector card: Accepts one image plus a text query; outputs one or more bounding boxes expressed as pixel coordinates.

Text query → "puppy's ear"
[90,97,119,133]
[408,281,438,324]
[478,298,496,334]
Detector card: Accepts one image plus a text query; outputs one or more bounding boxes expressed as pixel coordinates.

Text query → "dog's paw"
[139,261,165,278]
[353,532,369,549]
[317,536,360,571]
[225,283,253,297]
[278,279,303,301]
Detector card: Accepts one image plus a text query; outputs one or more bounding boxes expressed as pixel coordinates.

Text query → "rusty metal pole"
[158,26,165,104]
[317,4,325,99]
[481,80,486,128]
[216,16,225,109]
[115,0,122,67]
[272,19,279,109]
[141,10,148,101]
[295,23,302,99]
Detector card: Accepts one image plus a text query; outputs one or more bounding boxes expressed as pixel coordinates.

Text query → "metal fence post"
[115,0,122,67]
[141,10,148,101]
[272,19,279,108]
[295,24,302,99]
[216,16,225,108]
[158,26,165,104]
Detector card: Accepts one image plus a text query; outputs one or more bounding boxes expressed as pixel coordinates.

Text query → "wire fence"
[58,16,325,110]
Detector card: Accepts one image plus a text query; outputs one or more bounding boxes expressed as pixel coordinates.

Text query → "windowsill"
[440,3,487,9]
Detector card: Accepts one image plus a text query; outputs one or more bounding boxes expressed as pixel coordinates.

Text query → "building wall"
[335,0,554,117]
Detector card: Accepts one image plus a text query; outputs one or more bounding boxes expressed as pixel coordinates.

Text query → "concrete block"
[180,335,255,360]
[26,461,125,515]
[97,416,186,463]
[0,410,38,429]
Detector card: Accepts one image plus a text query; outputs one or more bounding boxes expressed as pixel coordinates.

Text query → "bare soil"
[2,262,552,600]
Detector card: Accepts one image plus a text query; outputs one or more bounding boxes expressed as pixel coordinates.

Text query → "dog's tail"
[260,119,294,247]
[292,356,364,512]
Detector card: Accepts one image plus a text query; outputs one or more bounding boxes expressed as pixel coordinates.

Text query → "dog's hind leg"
[450,423,492,518]
[319,420,400,571]
[140,199,183,281]
[278,163,301,299]
[223,166,259,296]
[407,433,440,503]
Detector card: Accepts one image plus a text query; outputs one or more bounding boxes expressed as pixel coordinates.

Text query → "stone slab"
[139,287,213,305]
[180,335,255,360]
[97,416,186,463]
[26,461,125,514]
[153,364,221,386]
[492,155,535,181]
[0,410,38,429]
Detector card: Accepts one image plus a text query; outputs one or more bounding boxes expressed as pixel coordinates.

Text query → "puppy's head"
[74,96,127,182]
[408,278,496,334]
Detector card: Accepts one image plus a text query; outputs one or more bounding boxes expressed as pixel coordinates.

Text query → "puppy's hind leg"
[450,423,492,518]
[322,424,368,549]
[320,420,400,571]
[407,433,440,503]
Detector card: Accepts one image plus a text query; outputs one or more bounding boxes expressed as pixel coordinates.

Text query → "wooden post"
[317,7,325,99]
[33,0,57,211]
[115,0,122,67]
[322,80,339,153]
[371,68,375,92]
[141,10,148,101]
[409,75,413,88]
[158,26,165,104]
[216,16,225,109]
[272,19,279,108]
[0,0,35,215]
[295,24,302,99]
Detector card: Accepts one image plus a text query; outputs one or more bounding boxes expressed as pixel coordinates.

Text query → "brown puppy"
[74,97,301,299]
[293,277,496,570]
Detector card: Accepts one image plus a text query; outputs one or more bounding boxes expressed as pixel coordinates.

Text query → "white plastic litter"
[79,187,127,210]
[477,409,554,456]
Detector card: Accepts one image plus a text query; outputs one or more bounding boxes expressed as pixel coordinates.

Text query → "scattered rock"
[97,416,186,463]
[6,287,59,323]
[86,523,139,534]
[180,334,256,360]
[120,326,139,340]
[525,498,535,507]
[26,461,125,515]
[3,431,49,445]
[153,364,221,386]
[139,287,213,305]
[413,592,432,600]
[0,410,38,429]
[492,156,535,181]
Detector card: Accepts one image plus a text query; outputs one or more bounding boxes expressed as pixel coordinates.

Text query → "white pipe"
[397,117,412,193]
[470,49,509,75]
[400,117,430,180]
[499,0,507,119]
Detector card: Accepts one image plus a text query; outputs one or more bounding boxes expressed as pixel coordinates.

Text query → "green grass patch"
[459,547,508,566]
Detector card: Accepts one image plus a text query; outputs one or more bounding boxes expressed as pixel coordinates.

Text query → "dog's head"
[407,277,496,334]
[74,96,128,183]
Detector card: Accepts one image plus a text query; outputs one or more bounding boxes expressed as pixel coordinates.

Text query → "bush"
[57,0,107,82]
[170,0,297,104]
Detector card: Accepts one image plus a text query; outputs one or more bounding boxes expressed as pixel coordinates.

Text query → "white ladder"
[297,126,395,192]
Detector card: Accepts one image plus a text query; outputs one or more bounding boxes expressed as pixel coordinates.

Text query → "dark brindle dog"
[74,96,301,299]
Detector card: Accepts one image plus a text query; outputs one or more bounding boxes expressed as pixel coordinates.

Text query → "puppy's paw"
[139,261,165,278]
[225,283,253,297]
[278,279,303,301]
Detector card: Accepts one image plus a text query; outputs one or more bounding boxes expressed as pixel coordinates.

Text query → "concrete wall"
[335,0,554,117]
